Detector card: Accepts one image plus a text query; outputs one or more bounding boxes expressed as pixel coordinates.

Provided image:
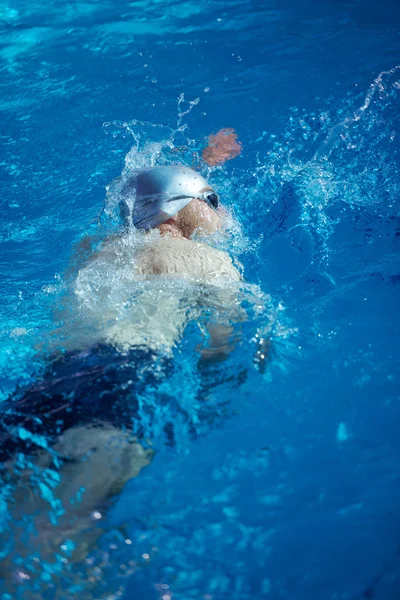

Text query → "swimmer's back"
[134,235,241,283]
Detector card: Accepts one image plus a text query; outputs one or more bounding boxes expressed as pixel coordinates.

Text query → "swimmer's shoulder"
[135,234,242,282]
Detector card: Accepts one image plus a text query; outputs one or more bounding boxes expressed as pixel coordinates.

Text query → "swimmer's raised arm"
[202,128,242,166]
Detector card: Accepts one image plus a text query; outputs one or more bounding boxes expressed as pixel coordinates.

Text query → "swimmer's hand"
[253,334,274,374]
[202,128,242,166]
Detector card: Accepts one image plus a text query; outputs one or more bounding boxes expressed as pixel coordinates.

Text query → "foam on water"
[225,66,400,281]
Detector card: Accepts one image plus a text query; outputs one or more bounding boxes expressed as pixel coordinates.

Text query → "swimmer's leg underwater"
[0,336,253,589]
[1,337,238,590]
[0,345,171,588]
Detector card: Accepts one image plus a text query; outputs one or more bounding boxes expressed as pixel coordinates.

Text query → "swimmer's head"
[119,165,220,232]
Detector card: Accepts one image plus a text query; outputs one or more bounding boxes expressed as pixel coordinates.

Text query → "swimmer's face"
[177,196,221,236]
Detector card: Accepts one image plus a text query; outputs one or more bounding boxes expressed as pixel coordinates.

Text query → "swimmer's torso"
[57,232,242,353]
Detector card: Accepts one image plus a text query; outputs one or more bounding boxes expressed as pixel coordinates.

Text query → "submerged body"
[0,233,244,591]
[0,136,255,594]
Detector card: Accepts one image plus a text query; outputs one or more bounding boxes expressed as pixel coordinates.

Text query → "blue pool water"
[1,0,400,598]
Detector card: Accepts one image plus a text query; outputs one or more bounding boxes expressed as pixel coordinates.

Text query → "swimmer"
[0,129,269,594]
[59,128,247,355]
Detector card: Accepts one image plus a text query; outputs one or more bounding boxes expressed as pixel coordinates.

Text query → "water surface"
[1,0,400,598]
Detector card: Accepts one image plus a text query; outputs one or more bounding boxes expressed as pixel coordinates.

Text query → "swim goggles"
[197,190,220,210]
[166,190,220,211]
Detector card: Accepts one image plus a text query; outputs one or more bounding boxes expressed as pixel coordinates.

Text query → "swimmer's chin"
[194,212,223,237]
[191,225,218,241]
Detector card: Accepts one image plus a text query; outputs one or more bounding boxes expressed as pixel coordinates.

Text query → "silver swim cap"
[119,165,219,230]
